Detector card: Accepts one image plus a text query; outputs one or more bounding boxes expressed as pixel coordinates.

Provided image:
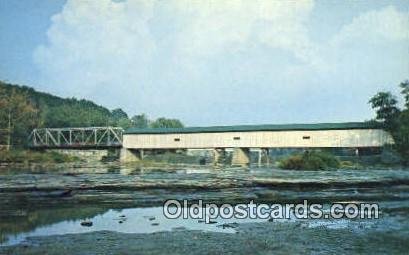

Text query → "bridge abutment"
[120,148,143,162]
[231,148,250,166]
[212,148,227,165]
[46,149,109,161]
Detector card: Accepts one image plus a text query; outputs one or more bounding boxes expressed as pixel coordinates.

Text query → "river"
[0,162,408,254]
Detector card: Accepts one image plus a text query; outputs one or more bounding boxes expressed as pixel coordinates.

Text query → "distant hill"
[0,80,185,147]
[0,81,116,128]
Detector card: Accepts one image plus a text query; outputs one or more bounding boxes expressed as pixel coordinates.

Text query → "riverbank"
[0,149,403,171]
[1,207,408,254]
[1,163,408,254]
[0,150,80,164]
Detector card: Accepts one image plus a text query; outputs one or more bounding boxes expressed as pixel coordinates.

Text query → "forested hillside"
[0,81,183,147]
[0,81,115,128]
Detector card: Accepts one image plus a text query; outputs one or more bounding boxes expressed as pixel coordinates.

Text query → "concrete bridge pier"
[264,148,270,166]
[120,148,143,162]
[255,148,270,167]
[212,149,220,165]
[256,149,263,167]
[252,148,270,167]
[258,148,270,166]
[231,148,250,166]
[212,148,226,165]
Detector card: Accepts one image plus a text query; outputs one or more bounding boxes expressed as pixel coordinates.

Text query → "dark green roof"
[124,122,383,135]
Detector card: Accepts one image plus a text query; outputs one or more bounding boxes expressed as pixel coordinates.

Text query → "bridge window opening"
[174,138,180,142]
[303,136,311,140]
[233,137,241,140]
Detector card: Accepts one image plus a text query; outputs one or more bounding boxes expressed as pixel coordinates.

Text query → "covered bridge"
[121,122,394,165]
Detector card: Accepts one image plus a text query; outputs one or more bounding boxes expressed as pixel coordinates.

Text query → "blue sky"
[1,0,408,126]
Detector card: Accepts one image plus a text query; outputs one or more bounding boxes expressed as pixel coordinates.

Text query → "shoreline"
[0,165,408,254]
[1,148,405,170]
[2,215,408,254]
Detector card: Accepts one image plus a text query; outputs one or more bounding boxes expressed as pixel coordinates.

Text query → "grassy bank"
[0,150,80,164]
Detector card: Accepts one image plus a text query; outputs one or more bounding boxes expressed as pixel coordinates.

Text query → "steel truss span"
[28,127,123,148]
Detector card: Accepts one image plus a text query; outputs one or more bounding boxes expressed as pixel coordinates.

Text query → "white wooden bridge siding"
[123,129,393,149]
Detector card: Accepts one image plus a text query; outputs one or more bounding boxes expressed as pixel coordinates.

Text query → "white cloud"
[34,0,319,93]
[169,0,318,64]
[33,0,409,125]
[33,0,322,116]
[34,0,156,97]
[332,5,409,45]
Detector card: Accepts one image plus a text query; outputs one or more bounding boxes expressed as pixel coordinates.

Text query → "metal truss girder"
[28,127,124,148]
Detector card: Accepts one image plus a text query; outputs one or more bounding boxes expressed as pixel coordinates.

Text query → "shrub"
[279,151,340,170]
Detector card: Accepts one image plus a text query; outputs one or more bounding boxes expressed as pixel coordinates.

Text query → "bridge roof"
[124,122,383,135]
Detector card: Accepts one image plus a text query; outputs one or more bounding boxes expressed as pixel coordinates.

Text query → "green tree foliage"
[111,108,132,129]
[150,117,184,128]
[279,151,340,170]
[400,80,409,108]
[116,118,133,129]
[111,108,128,122]
[394,81,409,164]
[369,92,400,130]
[0,81,185,146]
[0,87,38,147]
[131,114,149,128]
[370,80,409,165]
[0,81,114,128]
[394,110,409,163]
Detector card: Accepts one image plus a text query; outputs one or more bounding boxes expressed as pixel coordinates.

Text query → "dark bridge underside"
[29,144,122,150]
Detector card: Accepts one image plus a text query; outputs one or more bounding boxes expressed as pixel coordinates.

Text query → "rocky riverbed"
[0,162,408,254]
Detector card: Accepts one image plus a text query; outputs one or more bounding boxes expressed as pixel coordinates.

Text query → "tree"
[110,108,132,128]
[0,81,188,147]
[117,118,133,130]
[111,108,128,122]
[394,82,409,164]
[131,114,149,128]
[150,117,184,128]
[393,110,409,164]
[400,80,409,109]
[370,80,409,165]
[0,88,38,149]
[369,92,400,130]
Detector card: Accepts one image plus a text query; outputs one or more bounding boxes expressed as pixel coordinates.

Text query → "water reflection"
[0,207,108,245]
[2,202,408,247]
[0,206,256,246]
[1,163,409,247]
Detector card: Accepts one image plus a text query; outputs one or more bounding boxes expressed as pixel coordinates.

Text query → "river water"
[0,163,408,252]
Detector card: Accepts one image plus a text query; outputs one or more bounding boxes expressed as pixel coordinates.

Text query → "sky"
[0,0,408,126]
